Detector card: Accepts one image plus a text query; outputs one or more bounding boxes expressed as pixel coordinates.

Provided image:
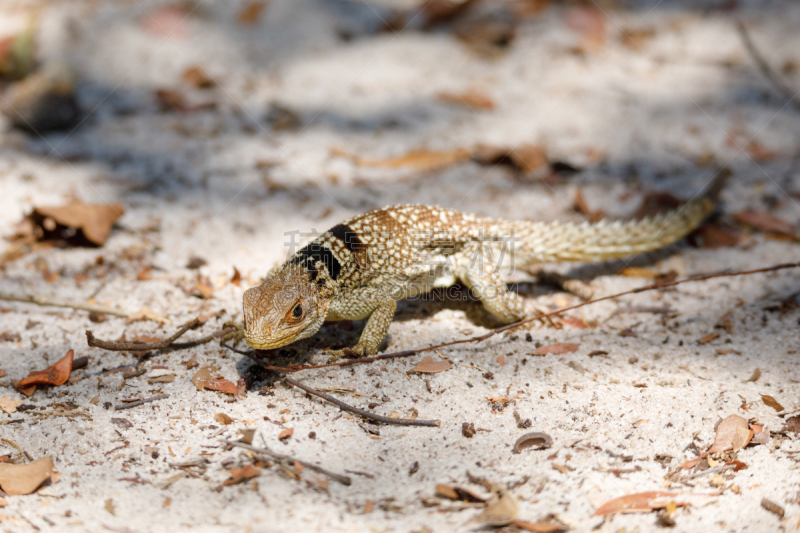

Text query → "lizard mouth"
[244,333,299,350]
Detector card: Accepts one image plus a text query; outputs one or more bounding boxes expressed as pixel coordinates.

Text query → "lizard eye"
[285,303,304,323]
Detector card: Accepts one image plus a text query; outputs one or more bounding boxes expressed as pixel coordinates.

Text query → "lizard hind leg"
[455,252,526,325]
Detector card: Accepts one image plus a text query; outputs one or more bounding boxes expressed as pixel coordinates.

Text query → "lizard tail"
[511,169,729,264]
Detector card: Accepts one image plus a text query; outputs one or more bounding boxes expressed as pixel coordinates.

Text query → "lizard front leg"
[324,291,397,362]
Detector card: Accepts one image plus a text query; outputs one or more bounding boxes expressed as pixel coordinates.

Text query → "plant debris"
[411,355,453,373]
[760,394,784,412]
[512,432,553,453]
[14,349,75,396]
[535,343,579,355]
[0,456,55,495]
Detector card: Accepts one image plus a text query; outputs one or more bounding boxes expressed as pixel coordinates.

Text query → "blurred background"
[0,0,798,285]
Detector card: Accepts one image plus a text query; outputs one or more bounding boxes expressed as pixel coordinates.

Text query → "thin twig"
[227,262,800,373]
[0,292,130,317]
[86,318,232,352]
[736,20,800,112]
[684,464,736,479]
[114,394,169,411]
[225,440,351,486]
[283,376,440,427]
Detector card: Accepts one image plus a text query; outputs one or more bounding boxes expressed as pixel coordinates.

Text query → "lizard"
[242,172,727,361]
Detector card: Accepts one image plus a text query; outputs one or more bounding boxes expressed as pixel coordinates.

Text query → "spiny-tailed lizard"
[243,173,726,361]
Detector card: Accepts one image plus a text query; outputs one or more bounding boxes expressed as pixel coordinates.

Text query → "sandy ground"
[1,0,800,531]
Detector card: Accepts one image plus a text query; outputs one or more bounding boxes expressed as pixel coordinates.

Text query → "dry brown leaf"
[0,456,55,495]
[31,202,125,246]
[744,368,761,383]
[535,343,579,356]
[733,210,794,236]
[573,188,604,222]
[472,489,519,526]
[203,379,242,400]
[194,281,214,299]
[486,396,510,404]
[183,66,215,89]
[0,369,6,378]
[512,432,553,453]
[16,349,74,391]
[698,332,720,344]
[214,413,233,425]
[750,424,770,445]
[125,306,170,324]
[278,428,294,441]
[512,520,565,533]
[437,90,494,110]
[760,394,784,412]
[691,223,746,248]
[619,267,659,278]
[565,6,606,51]
[594,491,680,516]
[191,365,220,390]
[222,464,261,486]
[238,1,266,25]
[472,144,548,173]
[355,148,471,172]
[435,484,487,503]
[783,416,800,433]
[230,267,242,286]
[411,355,453,374]
[0,397,24,414]
[708,414,751,454]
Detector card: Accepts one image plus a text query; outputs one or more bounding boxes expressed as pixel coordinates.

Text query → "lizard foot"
[220,321,245,345]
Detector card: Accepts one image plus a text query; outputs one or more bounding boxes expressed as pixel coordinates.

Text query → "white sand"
[1,1,800,531]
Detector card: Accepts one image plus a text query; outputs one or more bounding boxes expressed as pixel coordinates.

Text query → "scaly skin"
[243,174,726,361]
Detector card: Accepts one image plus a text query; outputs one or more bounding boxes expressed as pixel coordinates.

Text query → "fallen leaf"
[497,355,505,366]
[125,306,170,324]
[183,66,215,89]
[16,349,74,391]
[760,394,784,412]
[0,397,24,414]
[222,464,261,486]
[0,332,20,342]
[230,267,242,286]
[512,520,566,533]
[0,456,55,495]
[750,425,770,445]
[594,491,680,516]
[0,369,6,378]
[183,355,199,370]
[355,148,471,172]
[278,428,294,441]
[435,484,487,503]
[111,418,133,430]
[472,144,548,173]
[486,396,510,404]
[411,356,453,374]
[619,267,659,278]
[744,368,761,383]
[214,413,233,425]
[472,489,519,526]
[105,498,115,515]
[136,266,152,280]
[783,416,800,433]
[573,188,604,222]
[565,6,606,51]
[437,90,494,109]
[708,414,751,454]
[238,1,266,25]
[31,202,125,246]
[186,256,207,269]
[203,379,242,400]
[733,210,794,236]
[698,332,720,344]
[512,432,553,453]
[535,343,579,356]
[191,365,220,390]
[691,222,745,248]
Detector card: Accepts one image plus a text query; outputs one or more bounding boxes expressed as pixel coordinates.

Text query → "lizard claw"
[324,346,367,364]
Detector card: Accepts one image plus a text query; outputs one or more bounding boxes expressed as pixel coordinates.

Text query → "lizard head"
[242,263,332,350]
